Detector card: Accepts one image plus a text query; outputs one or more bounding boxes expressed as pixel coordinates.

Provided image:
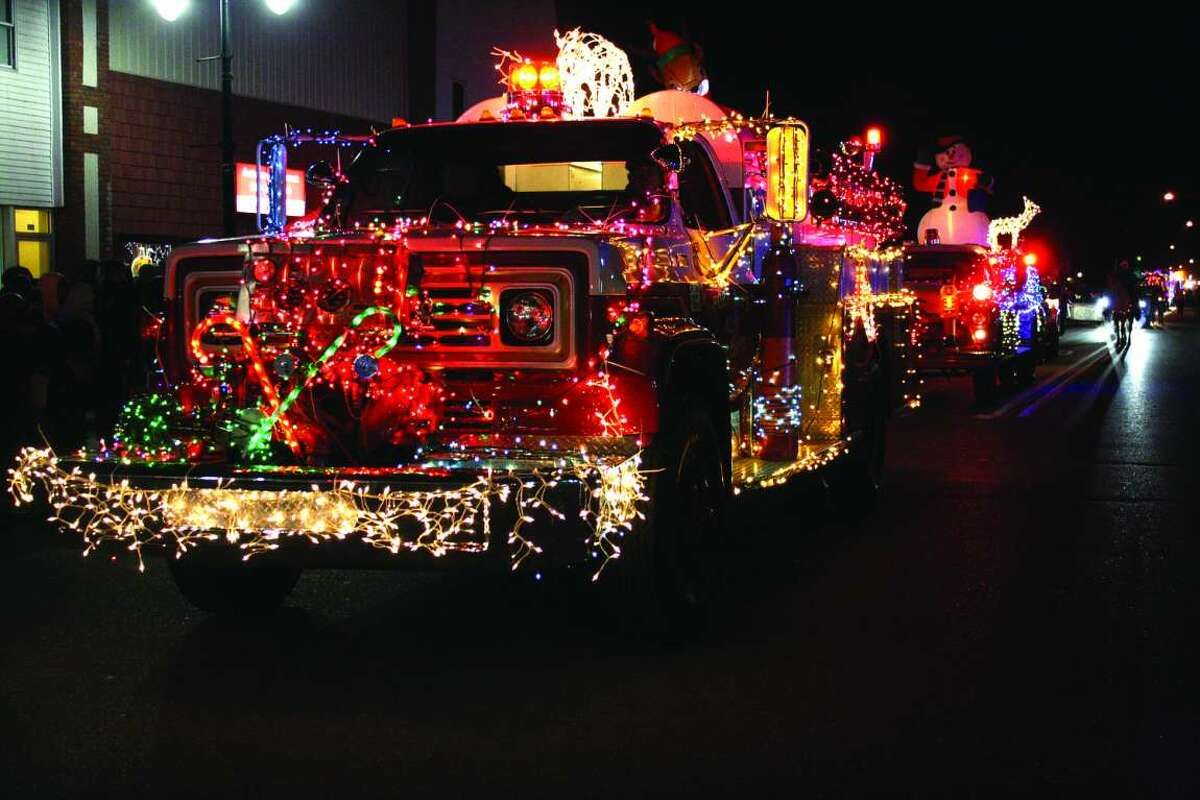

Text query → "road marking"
[974,343,1110,420]
[1016,344,1113,418]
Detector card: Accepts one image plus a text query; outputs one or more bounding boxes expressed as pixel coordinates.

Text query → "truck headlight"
[500,289,554,345]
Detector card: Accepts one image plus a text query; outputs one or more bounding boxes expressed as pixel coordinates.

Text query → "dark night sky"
[554,3,1200,280]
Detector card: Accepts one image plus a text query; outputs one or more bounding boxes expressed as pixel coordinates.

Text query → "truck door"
[676,140,741,280]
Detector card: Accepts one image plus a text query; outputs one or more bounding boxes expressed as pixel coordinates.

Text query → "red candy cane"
[190,313,302,455]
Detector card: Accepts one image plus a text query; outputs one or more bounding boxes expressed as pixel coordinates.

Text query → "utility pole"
[220,0,234,236]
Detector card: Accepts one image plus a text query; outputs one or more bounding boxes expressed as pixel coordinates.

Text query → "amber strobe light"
[765,120,810,223]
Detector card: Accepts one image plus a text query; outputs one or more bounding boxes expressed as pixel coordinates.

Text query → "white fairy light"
[988,196,1041,251]
[554,28,634,119]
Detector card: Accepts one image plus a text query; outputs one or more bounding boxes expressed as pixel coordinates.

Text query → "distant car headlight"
[1096,296,1110,311]
[500,289,555,345]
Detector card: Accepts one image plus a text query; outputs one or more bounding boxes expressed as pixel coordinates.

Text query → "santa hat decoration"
[649,22,687,57]
[936,134,966,150]
[648,22,706,93]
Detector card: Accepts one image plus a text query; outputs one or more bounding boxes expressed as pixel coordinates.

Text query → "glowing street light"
[1187,220,1195,228]
[152,0,188,20]
[1164,191,1177,202]
[154,0,296,234]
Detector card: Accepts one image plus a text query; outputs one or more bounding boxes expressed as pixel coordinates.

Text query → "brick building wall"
[55,0,391,272]
[57,0,110,275]
[106,72,384,244]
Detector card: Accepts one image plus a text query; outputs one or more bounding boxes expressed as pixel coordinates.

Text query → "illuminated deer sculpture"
[987,196,1041,251]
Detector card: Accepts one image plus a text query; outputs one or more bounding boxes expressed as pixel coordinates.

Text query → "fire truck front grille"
[404,282,496,348]
[392,256,577,369]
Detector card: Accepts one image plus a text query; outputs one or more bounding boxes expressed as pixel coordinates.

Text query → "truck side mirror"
[650,143,686,173]
[305,160,338,187]
[764,120,810,223]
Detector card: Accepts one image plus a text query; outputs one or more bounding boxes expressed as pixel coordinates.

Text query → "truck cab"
[904,242,1054,401]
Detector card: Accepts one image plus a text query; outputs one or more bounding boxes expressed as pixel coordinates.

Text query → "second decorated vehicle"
[906,134,1055,401]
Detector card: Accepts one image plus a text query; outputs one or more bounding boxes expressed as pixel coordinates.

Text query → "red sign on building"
[235,162,306,217]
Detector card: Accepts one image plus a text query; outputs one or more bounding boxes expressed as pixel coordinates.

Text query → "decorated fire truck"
[905,135,1056,401]
[10,32,918,632]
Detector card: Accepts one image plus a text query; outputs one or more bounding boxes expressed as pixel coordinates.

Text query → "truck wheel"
[1046,324,1061,360]
[1015,353,1037,386]
[837,373,888,509]
[602,398,726,641]
[167,558,301,615]
[972,365,997,404]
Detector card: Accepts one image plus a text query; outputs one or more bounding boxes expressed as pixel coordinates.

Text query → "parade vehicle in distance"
[9,33,918,633]
[903,241,1057,401]
[1065,280,1109,323]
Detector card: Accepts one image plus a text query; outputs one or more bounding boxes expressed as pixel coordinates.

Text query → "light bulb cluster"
[7,446,647,577]
[553,28,635,119]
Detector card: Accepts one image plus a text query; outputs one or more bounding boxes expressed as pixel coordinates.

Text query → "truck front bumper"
[8,446,647,575]
[918,343,1032,372]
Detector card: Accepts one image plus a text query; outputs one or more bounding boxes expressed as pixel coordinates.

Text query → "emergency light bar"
[505,59,564,118]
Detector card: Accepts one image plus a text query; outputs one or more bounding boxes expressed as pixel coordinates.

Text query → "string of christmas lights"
[7,446,647,576]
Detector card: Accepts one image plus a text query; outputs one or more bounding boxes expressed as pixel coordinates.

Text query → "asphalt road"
[3,317,1199,798]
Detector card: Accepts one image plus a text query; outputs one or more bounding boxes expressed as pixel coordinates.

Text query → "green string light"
[246,306,403,456]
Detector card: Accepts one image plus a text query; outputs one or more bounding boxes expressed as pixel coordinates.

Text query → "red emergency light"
[861,125,884,170]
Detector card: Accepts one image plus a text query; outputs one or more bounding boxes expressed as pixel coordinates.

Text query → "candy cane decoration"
[190,313,302,455]
[246,306,403,455]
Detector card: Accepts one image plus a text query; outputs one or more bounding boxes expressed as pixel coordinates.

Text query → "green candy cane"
[246,306,403,456]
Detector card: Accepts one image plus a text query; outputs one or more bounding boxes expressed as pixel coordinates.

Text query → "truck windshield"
[336,120,669,226]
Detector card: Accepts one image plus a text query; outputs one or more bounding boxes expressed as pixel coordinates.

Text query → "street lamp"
[1163,191,1177,202]
[153,0,296,235]
[152,0,187,21]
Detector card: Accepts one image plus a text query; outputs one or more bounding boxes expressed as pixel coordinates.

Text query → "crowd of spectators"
[0,260,143,461]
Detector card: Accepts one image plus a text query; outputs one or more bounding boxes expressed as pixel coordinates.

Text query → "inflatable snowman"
[913,136,993,245]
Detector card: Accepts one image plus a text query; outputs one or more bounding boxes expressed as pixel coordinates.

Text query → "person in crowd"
[95,259,141,434]
[1106,260,1138,345]
[38,271,69,323]
[0,268,50,458]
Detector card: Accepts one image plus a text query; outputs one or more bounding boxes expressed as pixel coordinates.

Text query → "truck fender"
[655,335,732,493]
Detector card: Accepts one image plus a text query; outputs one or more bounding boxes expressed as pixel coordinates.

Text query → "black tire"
[1015,353,1037,386]
[1045,320,1061,360]
[597,398,726,641]
[168,557,301,615]
[838,372,888,509]
[972,364,997,404]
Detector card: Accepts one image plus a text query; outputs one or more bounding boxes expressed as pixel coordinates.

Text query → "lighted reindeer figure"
[987,196,1041,251]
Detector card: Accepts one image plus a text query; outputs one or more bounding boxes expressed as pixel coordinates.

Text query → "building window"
[1,0,15,68]
[13,209,53,277]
